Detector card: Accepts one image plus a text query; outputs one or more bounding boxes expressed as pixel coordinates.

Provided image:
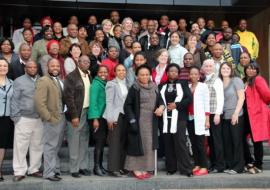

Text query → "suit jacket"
[139,33,165,51]
[103,79,127,123]
[64,68,92,121]
[59,37,90,58]
[34,75,63,124]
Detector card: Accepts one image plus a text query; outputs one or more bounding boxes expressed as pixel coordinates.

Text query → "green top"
[234,64,245,79]
[88,76,107,119]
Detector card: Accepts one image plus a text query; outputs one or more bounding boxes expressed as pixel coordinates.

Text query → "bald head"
[25,60,38,77]
[169,20,178,32]
[67,24,78,38]
[78,55,90,72]
[47,58,60,77]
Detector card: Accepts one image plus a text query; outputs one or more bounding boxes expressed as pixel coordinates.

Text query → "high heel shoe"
[133,172,145,180]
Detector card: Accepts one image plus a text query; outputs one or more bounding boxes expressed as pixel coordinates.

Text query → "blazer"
[103,78,128,123]
[0,77,13,117]
[88,76,106,119]
[64,68,92,122]
[34,75,63,124]
[124,82,160,156]
[189,82,210,136]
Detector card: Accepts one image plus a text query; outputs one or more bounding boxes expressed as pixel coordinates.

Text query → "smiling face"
[19,44,32,60]
[48,43,60,56]
[44,27,53,40]
[183,53,194,68]
[97,66,109,80]
[189,67,200,83]
[91,43,101,57]
[220,63,232,78]
[95,30,105,42]
[123,36,133,48]
[53,22,63,34]
[67,24,78,38]
[137,68,151,85]
[134,54,146,67]
[25,61,38,77]
[115,64,126,80]
[78,55,90,72]
[113,25,122,38]
[240,52,251,66]
[108,47,119,60]
[206,34,216,47]
[102,21,112,34]
[0,60,9,76]
[70,46,81,59]
[187,35,197,49]
[203,59,215,75]
[23,30,33,43]
[47,59,60,77]
[131,42,142,54]
[212,43,223,59]
[170,32,180,46]
[157,51,169,65]
[1,40,12,53]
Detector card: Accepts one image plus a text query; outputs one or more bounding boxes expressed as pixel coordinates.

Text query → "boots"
[100,150,107,175]
[93,149,104,176]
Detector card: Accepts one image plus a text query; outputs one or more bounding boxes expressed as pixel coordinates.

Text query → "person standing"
[236,19,259,60]
[219,62,245,174]
[64,55,92,178]
[159,64,193,176]
[0,58,14,182]
[124,65,163,180]
[88,65,109,176]
[34,58,66,181]
[103,64,128,177]
[187,66,210,176]
[11,60,43,182]
[203,59,225,173]
[244,63,270,173]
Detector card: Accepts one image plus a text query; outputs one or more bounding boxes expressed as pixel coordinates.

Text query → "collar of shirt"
[78,68,89,78]
[205,73,215,81]
[19,57,27,65]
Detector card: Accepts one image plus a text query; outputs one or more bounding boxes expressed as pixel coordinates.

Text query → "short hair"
[123,35,133,41]
[219,62,234,80]
[131,41,141,48]
[47,58,60,66]
[113,24,122,32]
[135,64,152,76]
[114,63,126,72]
[166,63,180,74]
[19,42,32,52]
[0,38,15,52]
[101,19,112,27]
[22,28,33,34]
[189,65,200,73]
[41,25,53,35]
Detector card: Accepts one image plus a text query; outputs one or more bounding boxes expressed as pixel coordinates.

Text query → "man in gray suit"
[34,58,66,181]
[64,55,91,178]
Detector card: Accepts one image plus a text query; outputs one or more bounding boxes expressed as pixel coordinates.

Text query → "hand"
[93,119,99,129]
[71,118,80,127]
[167,103,176,111]
[205,118,210,129]
[130,122,138,134]
[154,106,164,117]
[231,113,239,126]
[107,122,114,130]
[213,114,220,125]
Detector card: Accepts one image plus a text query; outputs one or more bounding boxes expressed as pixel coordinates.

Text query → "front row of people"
[0,55,269,182]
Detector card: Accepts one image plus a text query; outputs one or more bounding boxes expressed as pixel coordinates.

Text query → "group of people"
[0,10,269,183]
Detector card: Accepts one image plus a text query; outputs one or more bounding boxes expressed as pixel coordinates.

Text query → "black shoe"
[13,175,25,182]
[186,173,193,177]
[209,168,223,173]
[0,175,4,182]
[79,169,91,176]
[71,172,81,178]
[167,171,176,175]
[55,172,61,177]
[46,176,61,181]
[108,171,122,177]
[119,169,129,175]
[93,165,104,176]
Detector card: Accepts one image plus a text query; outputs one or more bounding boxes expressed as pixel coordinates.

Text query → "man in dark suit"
[64,55,91,178]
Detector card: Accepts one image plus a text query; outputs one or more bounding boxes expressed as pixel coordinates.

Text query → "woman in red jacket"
[243,62,270,173]
[152,48,168,86]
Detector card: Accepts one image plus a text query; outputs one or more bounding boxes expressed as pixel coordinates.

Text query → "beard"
[48,70,60,77]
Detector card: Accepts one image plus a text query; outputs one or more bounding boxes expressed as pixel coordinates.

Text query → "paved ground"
[1,171,270,190]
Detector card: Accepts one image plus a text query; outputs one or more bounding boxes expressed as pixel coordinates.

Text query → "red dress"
[245,76,270,142]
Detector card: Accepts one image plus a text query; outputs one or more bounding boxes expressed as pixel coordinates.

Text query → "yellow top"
[78,68,91,109]
[236,30,259,60]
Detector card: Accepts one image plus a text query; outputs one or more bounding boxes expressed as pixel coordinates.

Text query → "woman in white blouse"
[187,66,210,176]
[103,64,128,177]
[64,43,82,75]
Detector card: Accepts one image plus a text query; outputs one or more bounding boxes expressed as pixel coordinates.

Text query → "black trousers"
[222,116,245,172]
[243,108,263,169]
[208,114,225,171]
[92,118,107,155]
[187,120,208,168]
[163,119,192,174]
[107,113,127,172]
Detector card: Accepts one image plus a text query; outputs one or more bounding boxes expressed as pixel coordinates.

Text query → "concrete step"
[1,171,270,190]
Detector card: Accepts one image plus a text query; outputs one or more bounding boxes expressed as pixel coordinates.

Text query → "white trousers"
[13,117,43,176]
